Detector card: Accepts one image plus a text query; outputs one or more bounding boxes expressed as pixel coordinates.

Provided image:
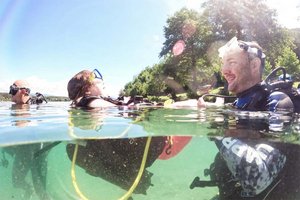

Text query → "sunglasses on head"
[238,42,266,59]
[9,84,31,96]
[92,69,103,80]
[218,37,266,60]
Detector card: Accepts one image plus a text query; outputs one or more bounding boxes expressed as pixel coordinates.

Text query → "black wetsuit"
[67,97,167,194]
[66,137,166,194]
[26,93,48,105]
[211,84,300,200]
[5,94,49,199]
[75,96,134,107]
[74,96,101,107]
[232,83,294,112]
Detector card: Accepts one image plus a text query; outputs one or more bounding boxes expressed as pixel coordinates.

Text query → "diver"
[9,80,47,105]
[67,69,117,107]
[66,69,168,197]
[191,37,300,199]
[4,79,50,200]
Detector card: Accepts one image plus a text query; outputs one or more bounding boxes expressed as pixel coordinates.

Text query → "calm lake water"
[0,101,299,200]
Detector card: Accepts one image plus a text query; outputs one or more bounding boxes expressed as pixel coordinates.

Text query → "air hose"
[70,137,152,200]
[69,114,152,200]
[118,136,152,200]
[68,108,152,200]
[71,143,89,200]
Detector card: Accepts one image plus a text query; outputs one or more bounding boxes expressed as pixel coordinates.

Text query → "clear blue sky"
[0,0,299,97]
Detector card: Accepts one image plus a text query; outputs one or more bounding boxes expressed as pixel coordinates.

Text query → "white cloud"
[104,83,123,98]
[26,76,69,97]
[0,76,69,97]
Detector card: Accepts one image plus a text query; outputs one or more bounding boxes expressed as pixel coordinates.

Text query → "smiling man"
[198,37,294,112]
[220,38,263,94]
[194,37,299,200]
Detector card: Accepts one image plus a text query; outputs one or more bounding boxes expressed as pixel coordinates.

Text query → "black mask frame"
[9,84,31,96]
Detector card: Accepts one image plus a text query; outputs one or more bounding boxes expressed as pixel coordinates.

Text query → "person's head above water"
[9,80,31,104]
[67,69,106,100]
[219,37,265,94]
[67,69,116,108]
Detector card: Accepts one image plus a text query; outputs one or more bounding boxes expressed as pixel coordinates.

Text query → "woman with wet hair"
[66,69,168,196]
[67,69,116,107]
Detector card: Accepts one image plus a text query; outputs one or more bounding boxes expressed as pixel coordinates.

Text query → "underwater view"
[0,1,299,200]
[0,102,300,200]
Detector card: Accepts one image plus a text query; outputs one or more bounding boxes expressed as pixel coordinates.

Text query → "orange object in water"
[159,136,192,160]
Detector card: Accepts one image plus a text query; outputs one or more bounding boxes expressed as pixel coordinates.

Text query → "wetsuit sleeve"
[215,137,286,197]
[267,91,294,112]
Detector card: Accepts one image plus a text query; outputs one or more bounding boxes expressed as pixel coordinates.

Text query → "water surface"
[0,101,299,200]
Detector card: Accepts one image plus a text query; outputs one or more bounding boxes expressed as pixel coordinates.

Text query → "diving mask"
[9,84,31,96]
[218,37,266,59]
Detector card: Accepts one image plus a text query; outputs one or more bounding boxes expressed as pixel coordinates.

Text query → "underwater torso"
[210,83,298,199]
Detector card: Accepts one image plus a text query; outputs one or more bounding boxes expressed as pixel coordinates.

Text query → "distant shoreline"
[0,93,70,102]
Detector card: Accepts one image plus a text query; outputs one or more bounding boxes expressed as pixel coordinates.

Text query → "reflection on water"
[0,102,300,199]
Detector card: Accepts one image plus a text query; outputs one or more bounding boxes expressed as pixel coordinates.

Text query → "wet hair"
[67,70,101,100]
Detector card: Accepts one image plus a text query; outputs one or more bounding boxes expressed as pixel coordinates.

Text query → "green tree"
[290,28,300,59]
[159,8,214,97]
[146,64,168,96]
[124,0,297,99]
[275,46,300,80]
[123,64,168,97]
[201,0,294,67]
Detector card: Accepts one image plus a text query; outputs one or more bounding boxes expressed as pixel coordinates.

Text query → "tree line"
[0,93,69,102]
[122,0,300,100]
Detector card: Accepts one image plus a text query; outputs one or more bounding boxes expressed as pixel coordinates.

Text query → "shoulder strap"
[28,93,48,104]
[288,88,300,113]
[76,96,101,107]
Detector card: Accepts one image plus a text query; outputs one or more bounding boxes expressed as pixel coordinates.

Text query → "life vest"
[232,67,299,113]
[263,67,300,113]
[27,92,48,104]
[158,136,192,160]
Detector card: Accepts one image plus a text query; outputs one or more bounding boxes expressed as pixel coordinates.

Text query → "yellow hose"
[71,143,89,200]
[69,111,89,199]
[118,136,152,200]
[69,109,152,200]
